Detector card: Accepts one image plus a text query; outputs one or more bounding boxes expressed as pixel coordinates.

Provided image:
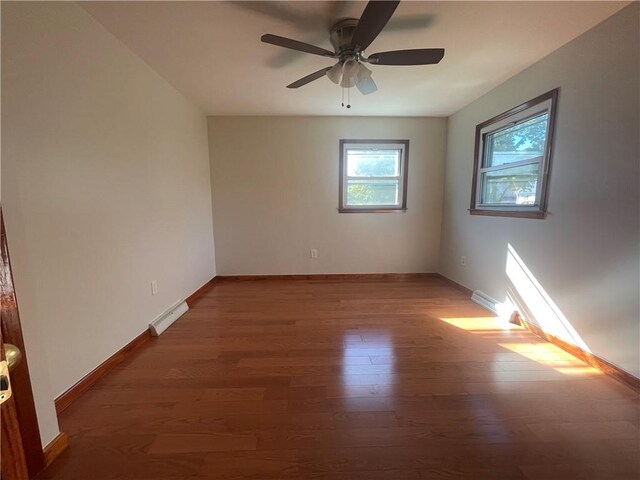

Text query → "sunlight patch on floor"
[437,244,601,379]
[437,244,601,377]
[499,342,602,376]
[440,316,519,333]
[438,316,601,377]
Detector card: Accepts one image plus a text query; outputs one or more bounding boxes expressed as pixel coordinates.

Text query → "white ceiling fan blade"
[356,76,377,95]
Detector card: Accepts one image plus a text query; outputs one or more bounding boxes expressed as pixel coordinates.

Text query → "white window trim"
[475,98,553,212]
[341,141,408,211]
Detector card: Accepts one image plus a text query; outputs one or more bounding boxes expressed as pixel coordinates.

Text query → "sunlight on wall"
[505,243,591,352]
[436,245,600,378]
[437,243,598,376]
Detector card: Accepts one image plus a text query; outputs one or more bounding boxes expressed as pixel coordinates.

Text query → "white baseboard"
[471,290,501,314]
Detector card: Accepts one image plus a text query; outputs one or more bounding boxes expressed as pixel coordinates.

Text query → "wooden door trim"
[1,322,29,480]
[1,210,47,476]
[1,395,29,480]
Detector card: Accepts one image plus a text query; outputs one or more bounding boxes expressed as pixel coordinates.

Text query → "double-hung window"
[339,140,409,213]
[470,89,558,219]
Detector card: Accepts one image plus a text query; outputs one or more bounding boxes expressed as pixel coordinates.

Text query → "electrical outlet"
[461,256,467,267]
[310,249,318,259]
[151,280,158,296]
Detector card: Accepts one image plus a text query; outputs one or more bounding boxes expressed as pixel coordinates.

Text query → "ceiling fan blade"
[261,34,336,58]
[287,67,333,89]
[356,76,378,96]
[368,48,445,66]
[351,0,400,51]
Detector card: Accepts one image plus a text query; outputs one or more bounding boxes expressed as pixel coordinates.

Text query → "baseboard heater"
[149,300,188,336]
[471,290,500,314]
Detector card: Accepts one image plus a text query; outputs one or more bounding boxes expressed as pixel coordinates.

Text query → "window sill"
[338,208,407,214]
[469,208,546,219]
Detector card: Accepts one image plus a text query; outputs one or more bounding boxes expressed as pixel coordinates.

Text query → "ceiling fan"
[260,0,444,107]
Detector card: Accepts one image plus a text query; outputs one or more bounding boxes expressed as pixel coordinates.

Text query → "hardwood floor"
[37,278,639,479]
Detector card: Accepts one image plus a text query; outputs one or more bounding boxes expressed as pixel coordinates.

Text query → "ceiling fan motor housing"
[330,19,360,59]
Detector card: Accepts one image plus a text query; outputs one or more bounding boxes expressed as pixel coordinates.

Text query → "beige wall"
[208,117,447,275]
[2,2,215,445]
[439,4,639,376]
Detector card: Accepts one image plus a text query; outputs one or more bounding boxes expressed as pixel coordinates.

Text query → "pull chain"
[340,86,352,109]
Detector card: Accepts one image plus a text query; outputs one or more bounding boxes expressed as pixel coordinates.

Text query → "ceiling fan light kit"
[329,59,371,87]
[260,0,445,108]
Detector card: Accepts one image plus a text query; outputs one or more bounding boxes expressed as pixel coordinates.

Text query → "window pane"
[481,163,539,205]
[484,113,548,168]
[346,149,400,177]
[347,179,399,206]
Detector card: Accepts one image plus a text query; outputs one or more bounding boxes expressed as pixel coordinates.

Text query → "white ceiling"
[81,1,628,116]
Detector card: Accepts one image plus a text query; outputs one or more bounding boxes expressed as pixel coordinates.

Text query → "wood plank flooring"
[37,278,640,479]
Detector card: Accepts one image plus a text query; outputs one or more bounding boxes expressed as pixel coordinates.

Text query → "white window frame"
[339,140,409,213]
[470,89,558,219]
